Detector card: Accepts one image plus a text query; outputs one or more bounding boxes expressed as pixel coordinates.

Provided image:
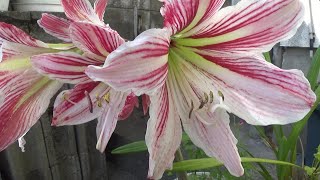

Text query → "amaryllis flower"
[32,0,138,152]
[0,22,66,151]
[31,21,138,152]
[38,0,108,42]
[86,0,316,178]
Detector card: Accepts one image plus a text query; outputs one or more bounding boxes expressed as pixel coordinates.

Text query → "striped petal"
[118,92,139,120]
[69,22,124,59]
[167,55,244,176]
[31,52,101,84]
[172,46,316,125]
[96,89,127,152]
[61,0,103,25]
[146,85,182,179]
[38,13,71,42]
[0,67,62,151]
[86,28,171,96]
[176,0,304,53]
[94,0,108,21]
[184,110,244,176]
[52,82,110,126]
[1,41,53,61]
[0,22,48,48]
[161,0,225,35]
[0,91,4,105]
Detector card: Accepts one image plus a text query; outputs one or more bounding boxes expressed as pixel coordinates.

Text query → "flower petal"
[161,0,225,34]
[167,55,244,176]
[94,0,108,21]
[96,89,127,152]
[184,110,244,176]
[0,68,62,151]
[146,85,182,179]
[1,41,53,61]
[38,13,71,42]
[52,82,110,126]
[142,94,150,115]
[0,22,48,48]
[118,92,138,120]
[61,0,103,25]
[69,22,124,58]
[177,0,304,52]
[173,46,316,125]
[31,52,101,84]
[86,28,171,96]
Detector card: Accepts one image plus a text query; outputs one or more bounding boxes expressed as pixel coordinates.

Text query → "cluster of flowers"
[0,0,316,179]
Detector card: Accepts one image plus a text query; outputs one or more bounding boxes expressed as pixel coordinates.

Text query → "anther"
[103,92,110,104]
[189,100,194,118]
[209,91,214,104]
[198,98,205,109]
[85,91,93,113]
[218,90,224,101]
[198,93,208,109]
[203,92,209,104]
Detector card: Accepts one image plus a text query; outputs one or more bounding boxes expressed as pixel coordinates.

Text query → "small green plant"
[304,145,320,179]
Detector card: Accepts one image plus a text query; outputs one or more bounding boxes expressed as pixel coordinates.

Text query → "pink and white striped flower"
[31,0,138,152]
[0,22,64,151]
[31,21,138,152]
[86,0,317,178]
[38,0,108,42]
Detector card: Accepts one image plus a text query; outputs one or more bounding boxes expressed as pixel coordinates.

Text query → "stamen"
[96,95,103,108]
[198,99,205,109]
[203,92,209,104]
[97,100,103,108]
[209,91,214,104]
[84,91,93,113]
[189,100,194,118]
[218,90,224,101]
[198,93,208,109]
[103,92,110,103]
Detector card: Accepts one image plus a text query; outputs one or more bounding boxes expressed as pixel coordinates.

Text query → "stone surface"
[282,47,313,75]
[105,8,135,40]
[280,0,320,48]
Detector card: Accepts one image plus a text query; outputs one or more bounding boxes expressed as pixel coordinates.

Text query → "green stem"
[175,148,189,180]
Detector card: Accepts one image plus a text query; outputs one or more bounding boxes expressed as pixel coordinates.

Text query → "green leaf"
[275,86,320,178]
[287,86,320,156]
[111,141,146,154]
[111,133,191,154]
[238,146,273,180]
[254,126,277,154]
[315,153,320,161]
[171,157,301,172]
[304,166,316,176]
[263,52,272,63]
[307,47,320,90]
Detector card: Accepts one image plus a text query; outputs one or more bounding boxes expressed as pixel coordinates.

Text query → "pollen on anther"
[218,90,224,101]
[209,91,214,103]
[103,92,110,103]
